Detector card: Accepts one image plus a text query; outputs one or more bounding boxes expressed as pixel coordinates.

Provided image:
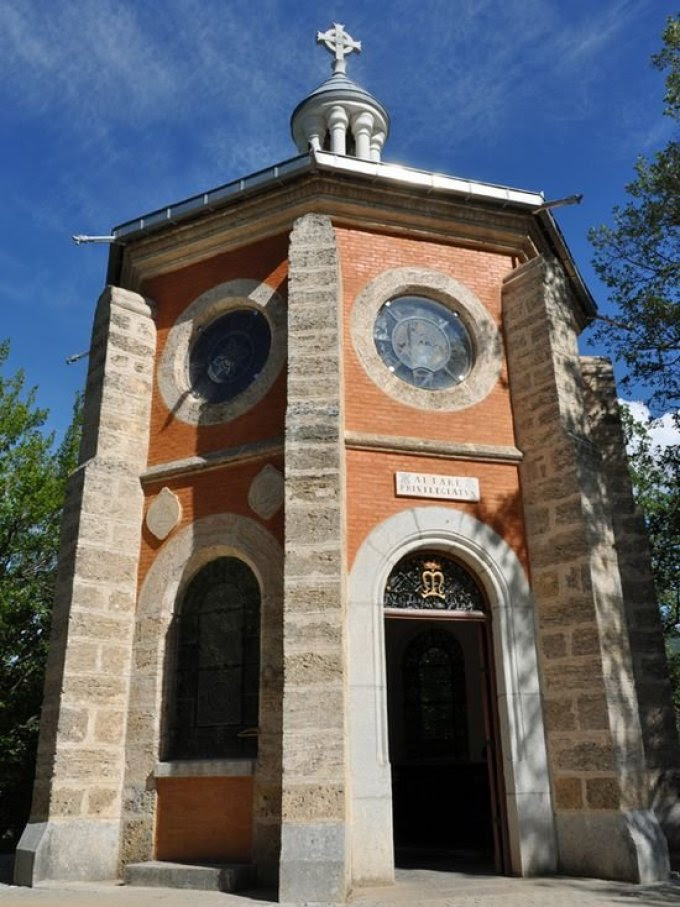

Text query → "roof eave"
[108,150,596,320]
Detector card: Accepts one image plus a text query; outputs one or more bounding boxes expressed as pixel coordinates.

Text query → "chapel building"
[15,24,680,905]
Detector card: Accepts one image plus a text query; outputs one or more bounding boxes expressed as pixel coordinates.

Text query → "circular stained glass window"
[373,296,474,390]
[189,308,271,405]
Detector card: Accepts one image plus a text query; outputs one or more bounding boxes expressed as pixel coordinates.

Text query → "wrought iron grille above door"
[384,552,485,613]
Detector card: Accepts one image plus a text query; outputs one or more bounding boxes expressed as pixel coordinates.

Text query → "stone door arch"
[383,550,504,870]
[347,506,557,884]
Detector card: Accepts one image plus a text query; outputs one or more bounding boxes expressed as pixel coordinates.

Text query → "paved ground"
[1,870,680,907]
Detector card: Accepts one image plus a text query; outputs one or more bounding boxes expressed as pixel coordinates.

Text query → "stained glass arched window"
[403,629,468,761]
[167,557,260,759]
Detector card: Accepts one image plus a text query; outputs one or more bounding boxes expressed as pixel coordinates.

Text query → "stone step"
[124,860,257,892]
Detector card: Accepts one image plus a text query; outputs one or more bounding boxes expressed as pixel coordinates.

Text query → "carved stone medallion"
[146,487,182,541]
[248,465,284,520]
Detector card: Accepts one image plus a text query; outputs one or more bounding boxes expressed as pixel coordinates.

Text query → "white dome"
[290,24,390,162]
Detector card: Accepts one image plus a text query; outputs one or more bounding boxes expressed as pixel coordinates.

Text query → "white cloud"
[0,0,309,154]
[381,0,657,151]
[621,400,680,454]
[0,0,665,254]
[0,0,316,234]
[0,2,174,122]
[0,0,657,151]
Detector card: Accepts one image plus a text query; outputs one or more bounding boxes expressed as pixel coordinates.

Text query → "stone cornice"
[141,436,284,484]
[154,759,255,778]
[140,431,521,486]
[345,430,523,463]
[116,171,539,290]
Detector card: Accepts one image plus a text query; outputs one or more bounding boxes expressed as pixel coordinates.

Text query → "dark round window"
[373,296,474,390]
[189,308,271,405]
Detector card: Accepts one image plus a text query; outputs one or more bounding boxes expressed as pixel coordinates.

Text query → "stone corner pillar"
[502,257,669,883]
[14,286,156,885]
[279,214,349,904]
[580,355,680,852]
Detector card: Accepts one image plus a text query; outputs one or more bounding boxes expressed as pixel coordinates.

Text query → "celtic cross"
[316,23,362,75]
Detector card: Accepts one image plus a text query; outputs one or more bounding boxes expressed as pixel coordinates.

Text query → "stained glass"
[403,629,468,760]
[373,296,474,390]
[167,557,260,759]
[189,308,271,404]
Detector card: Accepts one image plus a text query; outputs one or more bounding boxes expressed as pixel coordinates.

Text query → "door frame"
[384,586,508,872]
[347,507,557,885]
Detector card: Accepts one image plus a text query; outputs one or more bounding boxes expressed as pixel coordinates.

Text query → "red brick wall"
[337,227,516,446]
[141,233,289,467]
[137,234,288,589]
[137,224,529,590]
[346,450,528,571]
[155,776,253,862]
[336,226,528,574]
[139,456,284,588]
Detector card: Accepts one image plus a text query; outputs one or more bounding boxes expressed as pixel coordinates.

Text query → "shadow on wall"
[474,487,557,874]
[499,267,674,877]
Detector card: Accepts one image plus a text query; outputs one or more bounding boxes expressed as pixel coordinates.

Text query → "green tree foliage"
[621,404,680,726]
[594,15,680,725]
[0,341,81,850]
[621,406,679,632]
[589,15,680,414]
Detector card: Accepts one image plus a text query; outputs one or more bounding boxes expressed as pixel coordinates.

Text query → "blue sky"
[0,0,673,441]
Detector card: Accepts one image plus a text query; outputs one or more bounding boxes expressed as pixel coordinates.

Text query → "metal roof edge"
[113,150,548,240]
[112,153,313,239]
[310,149,545,207]
[110,150,594,317]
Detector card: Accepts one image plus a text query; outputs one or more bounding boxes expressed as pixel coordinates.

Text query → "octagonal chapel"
[16,24,679,905]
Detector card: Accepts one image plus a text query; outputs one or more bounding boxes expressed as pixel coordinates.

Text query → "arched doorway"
[347,507,557,887]
[383,550,506,872]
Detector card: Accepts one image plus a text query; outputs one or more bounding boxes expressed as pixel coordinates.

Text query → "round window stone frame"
[158,278,286,425]
[351,267,502,411]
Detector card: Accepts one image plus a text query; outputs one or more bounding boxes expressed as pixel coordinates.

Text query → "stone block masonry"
[279,214,349,904]
[502,257,668,883]
[581,357,680,851]
[14,287,156,885]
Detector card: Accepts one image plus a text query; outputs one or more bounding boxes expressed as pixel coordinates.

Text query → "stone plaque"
[395,471,480,502]
[248,464,284,520]
[146,487,182,540]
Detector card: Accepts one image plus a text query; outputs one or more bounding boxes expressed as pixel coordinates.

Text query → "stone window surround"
[350,266,503,411]
[158,278,287,426]
[347,506,557,884]
[136,515,281,767]
[121,513,283,869]
[155,759,255,778]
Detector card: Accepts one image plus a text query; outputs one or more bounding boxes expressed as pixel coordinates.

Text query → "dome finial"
[291,24,388,161]
[316,23,362,75]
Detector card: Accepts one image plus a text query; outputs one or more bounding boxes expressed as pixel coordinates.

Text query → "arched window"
[403,629,468,761]
[167,557,260,759]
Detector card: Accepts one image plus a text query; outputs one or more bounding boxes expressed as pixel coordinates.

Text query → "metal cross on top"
[316,23,362,75]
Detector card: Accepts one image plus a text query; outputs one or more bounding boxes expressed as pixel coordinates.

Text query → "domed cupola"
[291,24,390,162]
